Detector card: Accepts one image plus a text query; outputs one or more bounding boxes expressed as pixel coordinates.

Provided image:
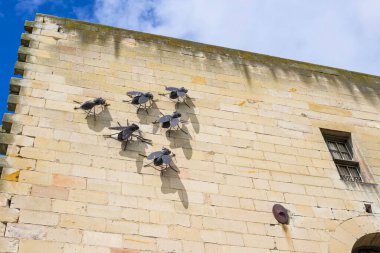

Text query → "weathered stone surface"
[0,207,20,222]
[1,12,380,253]
[18,240,64,253]
[5,223,47,240]
[0,237,19,252]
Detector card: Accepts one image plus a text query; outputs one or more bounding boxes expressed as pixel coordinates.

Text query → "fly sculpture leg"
[131,134,152,144]
[143,161,155,168]
[123,139,129,151]
[84,110,92,119]
[139,154,153,168]
[85,107,96,120]
[103,132,119,138]
[93,107,96,121]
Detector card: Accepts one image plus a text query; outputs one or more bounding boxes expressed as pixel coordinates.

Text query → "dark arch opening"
[352,233,380,253]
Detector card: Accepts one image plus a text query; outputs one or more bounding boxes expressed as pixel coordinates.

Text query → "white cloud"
[80,0,380,75]
[15,0,60,14]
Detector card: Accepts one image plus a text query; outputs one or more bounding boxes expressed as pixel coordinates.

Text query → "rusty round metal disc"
[272,204,289,224]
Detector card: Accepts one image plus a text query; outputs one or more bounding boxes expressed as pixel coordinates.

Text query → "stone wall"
[1,13,380,253]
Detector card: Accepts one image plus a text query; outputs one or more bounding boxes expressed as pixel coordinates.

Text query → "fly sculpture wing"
[74,97,109,120]
[140,147,178,175]
[152,111,188,137]
[104,120,152,150]
[124,91,154,114]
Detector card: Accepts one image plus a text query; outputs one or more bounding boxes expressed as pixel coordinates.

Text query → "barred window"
[321,129,362,183]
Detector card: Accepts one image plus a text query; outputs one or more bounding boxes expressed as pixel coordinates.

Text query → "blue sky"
[1,0,380,119]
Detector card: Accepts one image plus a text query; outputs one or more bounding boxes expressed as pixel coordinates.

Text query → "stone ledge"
[14,61,25,77]
[9,78,23,95]
[20,34,30,47]
[24,20,35,34]
[7,94,19,112]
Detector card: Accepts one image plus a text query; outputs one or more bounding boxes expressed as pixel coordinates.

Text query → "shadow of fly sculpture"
[74,97,109,120]
[124,91,154,114]
[160,86,191,108]
[139,147,178,175]
[152,111,188,137]
[104,120,152,150]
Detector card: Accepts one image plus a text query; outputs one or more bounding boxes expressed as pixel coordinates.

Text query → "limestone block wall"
[1,13,380,253]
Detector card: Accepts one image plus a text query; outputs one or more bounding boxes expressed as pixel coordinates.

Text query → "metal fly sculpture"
[160,86,190,108]
[140,147,178,175]
[124,91,154,114]
[104,121,152,150]
[152,111,188,137]
[74,97,109,120]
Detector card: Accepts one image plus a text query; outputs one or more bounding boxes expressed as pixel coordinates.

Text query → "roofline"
[36,13,380,80]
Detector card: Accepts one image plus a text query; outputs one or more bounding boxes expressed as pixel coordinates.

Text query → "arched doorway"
[328,215,380,253]
[352,233,380,253]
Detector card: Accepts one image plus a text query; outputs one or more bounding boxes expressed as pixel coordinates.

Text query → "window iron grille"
[336,164,362,182]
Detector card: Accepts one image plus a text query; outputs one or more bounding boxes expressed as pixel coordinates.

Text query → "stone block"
[87,179,121,194]
[0,133,34,146]
[60,214,106,231]
[19,170,52,186]
[139,223,168,238]
[123,234,157,251]
[19,147,56,161]
[200,230,227,244]
[5,223,47,240]
[68,189,108,205]
[63,244,111,253]
[106,220,139,234]
[46,227,83,243]
[52,174,86,189]
[18,239,64,253]
[31,185,69,200]
[168,226,201,241]
[157,238,182,252]
[19,209,59,226]
[83,231,123,248]
[182,241,205,253]
[0,237,19,252]
[52,199,87,215]
[0,207,20,222]
[11,195,51,211]
[0,180,31,195]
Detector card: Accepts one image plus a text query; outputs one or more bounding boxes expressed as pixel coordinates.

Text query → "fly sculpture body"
[140,147,178,175]
[124,91,154,114]
[152,111,188,137]
[160,86,190,108]
[74,97,109,120]
[104,121,152,150]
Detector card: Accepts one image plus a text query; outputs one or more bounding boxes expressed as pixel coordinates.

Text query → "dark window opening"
[365,204,373,214]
